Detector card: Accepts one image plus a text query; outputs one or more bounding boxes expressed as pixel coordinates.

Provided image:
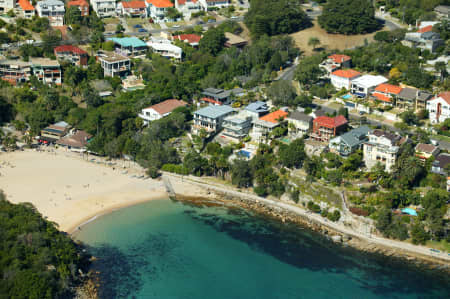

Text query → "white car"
[172,25,181,29]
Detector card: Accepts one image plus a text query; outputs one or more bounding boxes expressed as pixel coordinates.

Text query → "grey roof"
[422,31,441,40]
[245,101,269,113]
[287,111,313,123]
[435,5,450,14]
[314,109,327,117]
[340,126,371,147]
[372,129,401,143]
[54,121,69,128]
[398,87,417,100]
[417,90,432,101]
[434,153,450,168]
[194,105,234,119]
[37,0,64,6]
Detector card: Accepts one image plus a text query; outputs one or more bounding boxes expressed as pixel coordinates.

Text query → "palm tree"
[308,37,321,51]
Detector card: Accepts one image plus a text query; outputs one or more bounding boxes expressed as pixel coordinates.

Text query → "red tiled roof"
[146,0,173,8]
[314,115,348,128]
[146,99,187,115]
[18,0,34,10]
[173,34,202,44]
[122,0,146,8]
[259,110,288,123]
[438,91,450,105]
[415,143,438,154]
[328,54,351,64]
[54,45,87,55]
[1,78,17,85]
[178,0,197,4]
[375,83,402,95]
[68,0,89,7]
[331,69,361,79]
[418,25,433,33]
[200,97,222,105]
[373,92,391,103]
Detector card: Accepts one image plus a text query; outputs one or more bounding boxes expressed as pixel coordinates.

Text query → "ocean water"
[75,199,450,299]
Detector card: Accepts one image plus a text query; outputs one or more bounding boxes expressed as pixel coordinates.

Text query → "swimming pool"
[342,94,352,100]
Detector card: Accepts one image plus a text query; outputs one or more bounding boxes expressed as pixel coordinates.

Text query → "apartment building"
[97,51,131,77]
[221,112,253,141]
[0,58,61,85]
[363,130,402,172]
[36,0,65,26]
[91,0,116,18]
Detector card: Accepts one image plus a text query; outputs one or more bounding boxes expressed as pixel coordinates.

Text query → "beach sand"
[0,149,205,233]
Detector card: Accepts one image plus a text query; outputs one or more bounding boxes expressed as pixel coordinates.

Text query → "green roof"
[107,37,147,48]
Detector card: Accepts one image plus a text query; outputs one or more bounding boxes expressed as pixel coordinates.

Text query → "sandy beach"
[0,149,207,233]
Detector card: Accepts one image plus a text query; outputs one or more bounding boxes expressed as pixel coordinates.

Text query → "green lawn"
[431,134,450,143]
[425,240,450,253]
[126,18,148,26]
[103,17,119,24]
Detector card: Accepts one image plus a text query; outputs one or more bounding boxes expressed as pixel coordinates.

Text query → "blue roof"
[107,37,147,48]
[245,101,269,113]
[401,208,418,216]
[194,105,234,119]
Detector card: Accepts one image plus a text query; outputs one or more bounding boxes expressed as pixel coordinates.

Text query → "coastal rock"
[331,235,342,243]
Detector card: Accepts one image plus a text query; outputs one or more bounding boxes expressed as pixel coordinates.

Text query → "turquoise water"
[75,199,450,299]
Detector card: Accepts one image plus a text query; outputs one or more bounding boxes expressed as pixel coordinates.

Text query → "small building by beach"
[40,121,71,143]
[56,130,92,152]
[139,99,188,125]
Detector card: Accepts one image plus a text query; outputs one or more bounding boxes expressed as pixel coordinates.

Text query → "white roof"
[352,75,388,89]
[147,42,182,55]
[419,21,439,29]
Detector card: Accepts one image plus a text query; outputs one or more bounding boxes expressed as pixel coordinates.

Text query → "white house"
[146,0,174,23]
[175,0,201,19]
[330,69,361,91]
[363,130,402,172]
[118,0,147,17]
[147,37,182,60]
[36,0,65,26]
[427,91,450,124]
[199,0,229,10]
[0,0,15,14]
[139,99,187,125]
[286,111,313,138]
[91,0,116,18]
[351,75,388,98]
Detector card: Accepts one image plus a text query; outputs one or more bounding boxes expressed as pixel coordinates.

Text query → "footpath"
[163,172,450,263]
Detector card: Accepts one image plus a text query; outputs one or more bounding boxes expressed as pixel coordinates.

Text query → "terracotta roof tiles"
[331,69,361,79]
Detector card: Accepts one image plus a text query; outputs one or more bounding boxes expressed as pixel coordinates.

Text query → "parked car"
[133,24,142,29]
[196,20,204,25]
[138,28,148,33]
[207,19,216,23]
[230,16,239,19]
[172,25,181,29]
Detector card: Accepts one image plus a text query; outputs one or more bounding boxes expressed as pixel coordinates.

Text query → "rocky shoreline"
[176,191,450,274]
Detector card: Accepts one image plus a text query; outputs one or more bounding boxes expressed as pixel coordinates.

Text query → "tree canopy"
[318,0,380,35]
[245,0,311,38]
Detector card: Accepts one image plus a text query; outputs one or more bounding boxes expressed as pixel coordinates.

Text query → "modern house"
[244,101,269,119]
[147,37,182,60]
[192,105,235,135]
[371,83,403,106]
[54,45,88,67]
[36,0,65,26]
[330,69,361,90]
[351,75,388,98]
[67,0,89,17]
[224,32,248,48]
[221,112,253,141]
[17,0,35,18]
[363,130,402,172]
[40,121,70,143]
[173,34,202,47]
[431,153,450,175]
[286,111,313,138]
[199,0,229,10]
[329,126,370,156]
[397,87,433,111]
[427,91,450,124]
[56,130,92,152]
[175,0,202,19]
[319,54,351,76]
[0,59,31,84]
[107,37,147,57]
[415,143,439,164]
[97,51,131,77]
[91,0,116,18]
[402,31,444,53]
[251,110,288,143]
[118,0,147,17]
[200,87,244,106]
[139,99,187,125]
[311,115,348,143]
[434,5,450,20]
[146,0,174,23]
